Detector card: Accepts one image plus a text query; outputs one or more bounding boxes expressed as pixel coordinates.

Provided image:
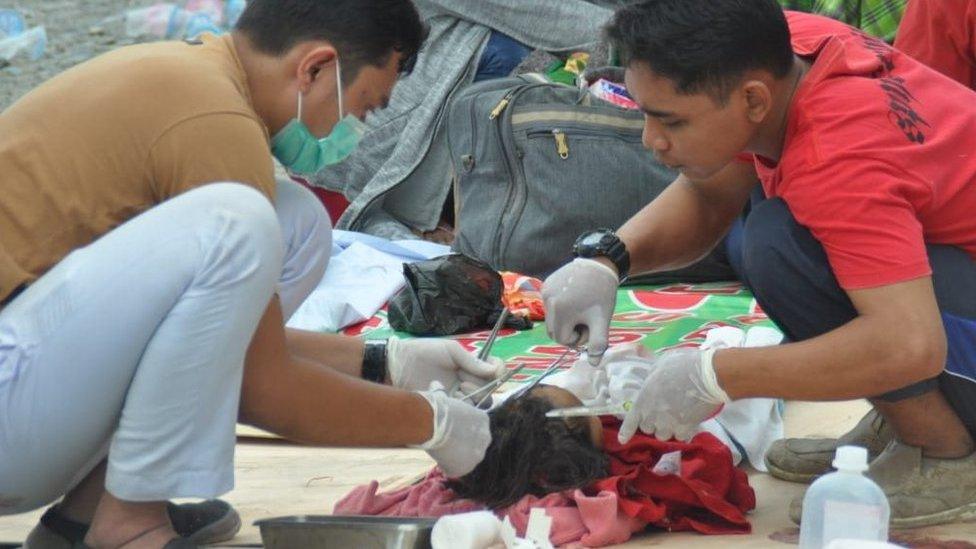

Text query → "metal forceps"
[470,362,528,408]
[509,346,578,401]
[458,309,511,406]
[477,308,509,361]
[545,401,633,418]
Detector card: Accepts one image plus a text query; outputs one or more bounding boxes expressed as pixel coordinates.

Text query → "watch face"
[580,231,609,248]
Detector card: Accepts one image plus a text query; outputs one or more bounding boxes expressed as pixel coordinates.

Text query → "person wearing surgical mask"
[0,2,500,548]
[271,59,368,175]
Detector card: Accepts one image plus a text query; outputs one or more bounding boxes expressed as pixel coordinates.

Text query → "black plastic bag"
[389,254,530,336]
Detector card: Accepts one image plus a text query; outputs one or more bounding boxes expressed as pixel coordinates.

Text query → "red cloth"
[333,421,754,546]
[596,418,755,535]
[501,271,546,321]
[751,12,976,289]
[895,0,976,90]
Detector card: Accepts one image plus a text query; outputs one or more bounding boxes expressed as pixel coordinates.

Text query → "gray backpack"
[447,76,734,282]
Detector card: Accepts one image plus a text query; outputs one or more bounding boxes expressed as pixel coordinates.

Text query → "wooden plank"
[5,401,976,547]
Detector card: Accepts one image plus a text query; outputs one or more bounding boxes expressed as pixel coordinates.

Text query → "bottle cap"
[832,445,869,472]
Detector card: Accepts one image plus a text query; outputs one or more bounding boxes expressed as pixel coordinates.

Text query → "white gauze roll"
[431,510,502,549]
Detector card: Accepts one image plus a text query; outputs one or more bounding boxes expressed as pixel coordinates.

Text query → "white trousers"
[0,179,330,514]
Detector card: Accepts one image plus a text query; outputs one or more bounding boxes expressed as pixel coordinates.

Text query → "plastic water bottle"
[184,12,221,39]
[799,445,890,548]
[224,0,247,29]
[185,0,225,26]
[124,2,233,40]
[0,9,26,40]
[124,3,183,39]
[0,25,47,61]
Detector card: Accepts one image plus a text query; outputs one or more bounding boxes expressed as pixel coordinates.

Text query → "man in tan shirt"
[0,2,501,547]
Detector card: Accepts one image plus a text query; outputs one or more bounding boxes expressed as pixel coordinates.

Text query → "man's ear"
[296,44,338,93]
[741,79,773,124]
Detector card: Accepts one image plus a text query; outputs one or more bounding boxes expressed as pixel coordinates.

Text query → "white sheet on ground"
[332,229,451,261]
[286,233,451,332]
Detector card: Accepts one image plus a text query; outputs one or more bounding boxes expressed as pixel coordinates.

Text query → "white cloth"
[431,511,502,549]
[287,242,405,332]
[430,509,553,549]
[332,230,451,261]
[287,231,450,332]
[701,326,785,472]
[0,179,330,513]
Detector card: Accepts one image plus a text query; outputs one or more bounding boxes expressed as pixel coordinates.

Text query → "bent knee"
[274,178,333,252]
[183,183,284,270]
[741,198,796,283]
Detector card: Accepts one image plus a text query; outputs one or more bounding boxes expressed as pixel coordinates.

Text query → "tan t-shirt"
[0,34,276,302]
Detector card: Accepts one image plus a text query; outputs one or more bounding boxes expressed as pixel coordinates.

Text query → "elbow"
[890,331,947,386]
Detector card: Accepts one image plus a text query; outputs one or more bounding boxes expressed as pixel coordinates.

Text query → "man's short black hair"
[236,0,427,80]
[605,0,794,102]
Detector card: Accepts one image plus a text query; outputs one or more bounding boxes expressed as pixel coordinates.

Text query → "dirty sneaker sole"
[891,501,976,529]
[765,459,823,484]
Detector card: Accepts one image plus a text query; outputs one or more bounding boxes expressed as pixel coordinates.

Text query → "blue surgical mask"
[271,60,367,175]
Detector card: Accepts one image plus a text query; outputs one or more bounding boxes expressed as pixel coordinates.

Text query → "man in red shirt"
[543,0,976,527]
[895,0,976,90]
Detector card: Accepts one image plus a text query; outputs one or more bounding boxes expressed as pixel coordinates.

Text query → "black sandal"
[24,500,238,547]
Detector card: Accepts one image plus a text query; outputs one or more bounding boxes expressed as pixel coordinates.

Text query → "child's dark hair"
[446,393,608,508]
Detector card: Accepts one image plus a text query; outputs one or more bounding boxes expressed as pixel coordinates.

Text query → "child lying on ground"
[335,383,756,546]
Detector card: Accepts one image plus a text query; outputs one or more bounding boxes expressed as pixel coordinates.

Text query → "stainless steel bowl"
[255,515,436,549]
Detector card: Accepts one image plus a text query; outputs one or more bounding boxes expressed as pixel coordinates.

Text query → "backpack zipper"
[490,83,552,264]
[553,129,569,160]
[489,91,515,120]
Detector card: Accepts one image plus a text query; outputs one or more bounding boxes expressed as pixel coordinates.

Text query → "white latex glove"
[413,386,491,478]
[542,258,619,365]
[618,348,731,444]
[388,338,504,393]
[604,355,657,411]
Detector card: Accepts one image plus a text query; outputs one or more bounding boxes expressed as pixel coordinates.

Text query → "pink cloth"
[333,469,644,547]
[334,470,483,518]
[333,427,754,545]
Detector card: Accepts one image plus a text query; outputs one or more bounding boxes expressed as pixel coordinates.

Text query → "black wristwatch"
[573,229,630,281]
[361,339,388,383]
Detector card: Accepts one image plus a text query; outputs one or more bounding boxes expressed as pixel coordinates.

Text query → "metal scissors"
[459,362,526,404]
[472,362,528,408]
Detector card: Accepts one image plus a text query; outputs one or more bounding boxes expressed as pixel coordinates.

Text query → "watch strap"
[361,339,388,383]
[574,229,630,281]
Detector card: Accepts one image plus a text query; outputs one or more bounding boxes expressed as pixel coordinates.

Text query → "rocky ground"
[0,0,160,110]
[0,1,624,112]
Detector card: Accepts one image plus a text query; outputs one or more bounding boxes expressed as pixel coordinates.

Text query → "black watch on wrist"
[573,228,631,281]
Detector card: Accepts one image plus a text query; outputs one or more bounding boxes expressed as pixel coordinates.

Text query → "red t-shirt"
[752,11,976,289]
[895,0,976,90]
